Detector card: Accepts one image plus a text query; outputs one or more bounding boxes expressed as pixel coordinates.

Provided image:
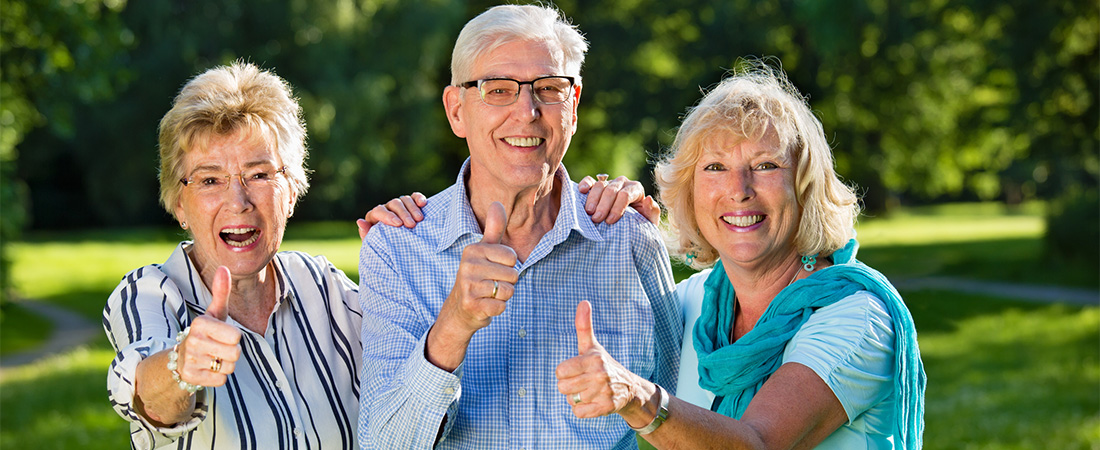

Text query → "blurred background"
[3,0,1097,231]
[0,0,1097,448]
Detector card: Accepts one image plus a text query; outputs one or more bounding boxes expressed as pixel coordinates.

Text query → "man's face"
[443,39,581,192]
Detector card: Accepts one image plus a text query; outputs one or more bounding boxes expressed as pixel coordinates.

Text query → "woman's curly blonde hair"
[654,60,860,269]
[158,60,309,220]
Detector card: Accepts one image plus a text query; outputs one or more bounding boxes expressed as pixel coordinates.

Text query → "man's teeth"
[222,228,259,247]
[504,137,542,147]
[722,215,763,227]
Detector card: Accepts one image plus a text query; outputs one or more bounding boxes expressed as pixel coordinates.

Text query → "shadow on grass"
[908,290,1100,449]
[859,237,1098,289]
[0,302,53,354]
[27,289,114,322]
[0,339,129,450]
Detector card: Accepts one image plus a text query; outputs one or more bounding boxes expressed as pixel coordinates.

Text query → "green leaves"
[4,0,1096,230]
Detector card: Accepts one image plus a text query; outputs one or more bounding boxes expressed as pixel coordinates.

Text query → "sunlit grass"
[856,204,1045,247]
[0,342,128,450]
[910,290,1099,449]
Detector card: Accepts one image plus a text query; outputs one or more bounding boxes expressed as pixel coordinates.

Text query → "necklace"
[730,259,812,341]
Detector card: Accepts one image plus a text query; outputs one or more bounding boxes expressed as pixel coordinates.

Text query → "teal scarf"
[694,238,925,449]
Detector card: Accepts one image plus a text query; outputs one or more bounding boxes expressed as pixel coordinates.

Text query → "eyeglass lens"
[184,167,284,192]
[479,77,573,106]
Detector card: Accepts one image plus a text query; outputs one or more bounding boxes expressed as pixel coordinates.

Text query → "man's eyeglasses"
[459,76,575,107]
[180,166,287,194]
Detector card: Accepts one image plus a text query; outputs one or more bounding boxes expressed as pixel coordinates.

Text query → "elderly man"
[356,5,682,449]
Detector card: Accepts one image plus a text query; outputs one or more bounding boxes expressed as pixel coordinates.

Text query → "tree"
[1,0,133,305]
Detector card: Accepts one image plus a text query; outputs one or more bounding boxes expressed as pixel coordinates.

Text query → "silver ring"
[572,393,582,404]
[595,174,609,182]
[491,280,499,299]
[211,357,223,373]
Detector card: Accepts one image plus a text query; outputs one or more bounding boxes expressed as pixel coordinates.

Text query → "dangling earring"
[685,251,696,265]
[801,254,817,272]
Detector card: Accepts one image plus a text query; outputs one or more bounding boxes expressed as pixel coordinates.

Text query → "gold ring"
[491,280,499,299]
[572,393,582,404]
[596,174,609,182]
[211,357,222,373]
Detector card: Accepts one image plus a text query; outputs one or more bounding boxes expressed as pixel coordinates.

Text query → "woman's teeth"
[722,215,763,227]
[221,227,260,247]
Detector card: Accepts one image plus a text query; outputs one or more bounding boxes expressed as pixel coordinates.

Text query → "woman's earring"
[181,222,188,230]
[801,254,817,272]
[685,251,696,265]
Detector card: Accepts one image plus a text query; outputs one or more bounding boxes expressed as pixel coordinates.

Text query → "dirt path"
[0,299,101,373]
[893,276,1097,306]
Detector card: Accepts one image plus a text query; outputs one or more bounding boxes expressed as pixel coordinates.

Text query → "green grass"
[854,202,1096,288]
[0,342,128,449]
[0,302,53,355]
[3,202,1098,449]
[909,290,1099,449]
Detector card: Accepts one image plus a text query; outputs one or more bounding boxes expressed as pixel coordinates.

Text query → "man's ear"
[569,84,582,134]
[443,85,467,138]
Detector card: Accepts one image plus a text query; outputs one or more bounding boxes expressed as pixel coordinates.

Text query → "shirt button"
[518,328,527,338]
[275,380,283,389]
[293,428,302,437]
[444,387,455,395]
[517,387,527,397]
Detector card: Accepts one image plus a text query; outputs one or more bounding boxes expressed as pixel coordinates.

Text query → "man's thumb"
[481,201,507,244]
[575,300,598,353]
[207,266,231,321]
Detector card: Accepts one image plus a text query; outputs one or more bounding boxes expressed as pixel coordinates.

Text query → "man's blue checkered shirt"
[357,161,682,450]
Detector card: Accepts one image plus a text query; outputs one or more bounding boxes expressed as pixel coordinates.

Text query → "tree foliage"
[3,0,1097,233]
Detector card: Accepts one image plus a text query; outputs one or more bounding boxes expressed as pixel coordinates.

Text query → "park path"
[0,277,1096,373]
[892,276,1098,306]
[0,298,102,375]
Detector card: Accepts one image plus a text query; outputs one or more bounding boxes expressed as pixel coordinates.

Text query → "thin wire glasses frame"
[459,76,576,107]
[180,166,288,193]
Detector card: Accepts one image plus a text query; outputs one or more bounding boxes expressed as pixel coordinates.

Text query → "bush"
[1044,188,1100,272]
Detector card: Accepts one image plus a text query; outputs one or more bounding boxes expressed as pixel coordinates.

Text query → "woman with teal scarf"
[554,61,926,449]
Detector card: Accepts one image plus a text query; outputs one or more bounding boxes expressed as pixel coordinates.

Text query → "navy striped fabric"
[104,243,363,449]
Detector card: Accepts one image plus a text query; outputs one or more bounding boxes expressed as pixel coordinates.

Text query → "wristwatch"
[630,385,670,435]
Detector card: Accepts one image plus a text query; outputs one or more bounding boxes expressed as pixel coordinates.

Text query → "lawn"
[2,202,1098,449]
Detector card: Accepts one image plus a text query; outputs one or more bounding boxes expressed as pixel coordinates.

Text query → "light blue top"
[356,159,683,450]
[676,269,898,449]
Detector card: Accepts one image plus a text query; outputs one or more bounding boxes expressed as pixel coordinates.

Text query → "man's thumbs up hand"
[427,202,520,371]
[574,300,601,355]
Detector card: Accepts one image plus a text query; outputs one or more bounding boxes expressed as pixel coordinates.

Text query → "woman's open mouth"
[220,227,260,248]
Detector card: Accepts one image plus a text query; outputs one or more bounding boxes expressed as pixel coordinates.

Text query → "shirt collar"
[164,242,291,322]
[435,158,603,254]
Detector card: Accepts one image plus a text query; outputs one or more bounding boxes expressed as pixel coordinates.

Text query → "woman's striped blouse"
[103,242,363,450]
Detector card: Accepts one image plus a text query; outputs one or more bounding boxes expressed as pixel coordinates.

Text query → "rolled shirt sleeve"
[103,265,207,449]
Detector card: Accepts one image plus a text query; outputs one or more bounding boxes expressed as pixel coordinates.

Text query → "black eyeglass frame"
[458,76,577,106]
